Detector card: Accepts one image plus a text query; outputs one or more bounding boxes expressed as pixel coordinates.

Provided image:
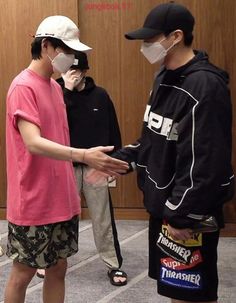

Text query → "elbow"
[27,144,39,155]
[25,140,41,155]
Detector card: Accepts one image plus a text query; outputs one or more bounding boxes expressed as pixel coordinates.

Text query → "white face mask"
[140,37,174,65]
[49,50,75,73]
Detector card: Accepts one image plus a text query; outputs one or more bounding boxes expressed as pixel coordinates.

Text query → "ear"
[41,38,49,51]
[173,30,184,44]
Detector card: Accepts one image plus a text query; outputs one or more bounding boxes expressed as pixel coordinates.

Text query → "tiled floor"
[0,220,236,302]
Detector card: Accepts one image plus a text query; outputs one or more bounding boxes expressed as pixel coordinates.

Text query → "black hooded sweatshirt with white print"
[113,51,234,228]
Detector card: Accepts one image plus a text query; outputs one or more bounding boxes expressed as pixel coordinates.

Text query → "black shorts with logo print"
[148,216,220,302]
[6,215,79,269]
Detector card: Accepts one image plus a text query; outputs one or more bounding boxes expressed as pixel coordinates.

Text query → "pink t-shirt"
[6,69,81,226]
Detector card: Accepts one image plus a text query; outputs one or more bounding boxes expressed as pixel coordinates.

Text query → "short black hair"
[31,37,72,60]
[182,31,194,46]
[164,29,193,46]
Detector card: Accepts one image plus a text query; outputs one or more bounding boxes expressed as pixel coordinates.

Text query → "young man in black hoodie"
[56,52,127,286]
[110,2,234,303]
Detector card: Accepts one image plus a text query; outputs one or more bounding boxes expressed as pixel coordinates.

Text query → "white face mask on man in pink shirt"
[48,49,75,74]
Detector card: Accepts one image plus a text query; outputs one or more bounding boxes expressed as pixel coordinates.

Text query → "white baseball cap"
[35,15,92,52]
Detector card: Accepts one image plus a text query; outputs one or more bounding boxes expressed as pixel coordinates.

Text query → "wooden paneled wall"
[0,0,236,226]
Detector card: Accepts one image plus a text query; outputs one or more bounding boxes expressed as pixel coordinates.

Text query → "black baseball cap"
[71,51,89,70]
[125,2,194,40]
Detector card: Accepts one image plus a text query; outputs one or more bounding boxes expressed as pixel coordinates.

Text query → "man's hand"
[62,70,83,91]
[167,224,192,241]
[83,146,129,176]
[17,119,129,175]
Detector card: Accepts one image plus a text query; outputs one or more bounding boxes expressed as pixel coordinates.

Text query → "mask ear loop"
[42,39,54,62]
[166,30,182,50]
[159,37,167,44]
[155,36,174,53]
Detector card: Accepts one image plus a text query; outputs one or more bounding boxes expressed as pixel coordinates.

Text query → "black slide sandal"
[108,269,127,286]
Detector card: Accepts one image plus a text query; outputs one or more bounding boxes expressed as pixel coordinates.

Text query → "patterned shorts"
[6,215,79,268]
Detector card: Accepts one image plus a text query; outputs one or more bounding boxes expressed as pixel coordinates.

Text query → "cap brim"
[63,39,92,52]
[71,65,89,70]
[125,27,163,40]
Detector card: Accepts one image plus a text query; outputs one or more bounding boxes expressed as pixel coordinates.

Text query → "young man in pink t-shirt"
[4,16,128,303]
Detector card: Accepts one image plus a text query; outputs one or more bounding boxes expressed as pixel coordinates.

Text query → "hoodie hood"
[83,76,96,92]
[169,50,229,85]
[161,50,229,87]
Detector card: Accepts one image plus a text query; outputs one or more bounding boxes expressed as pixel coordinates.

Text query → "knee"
[9,267,36,289]
[46,259,67,280]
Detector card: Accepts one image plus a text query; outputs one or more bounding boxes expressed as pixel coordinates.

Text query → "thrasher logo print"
[157,225,204,290]
[160,266,202,290]
[156,224,203,264]
[156,232,192,264]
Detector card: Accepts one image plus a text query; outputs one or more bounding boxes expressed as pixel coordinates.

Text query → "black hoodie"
[113,51,234,228]
[57,76,121,154]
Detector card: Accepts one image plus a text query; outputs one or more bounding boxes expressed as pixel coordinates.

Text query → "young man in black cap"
[55,51,127,286]
[111,2,234,303]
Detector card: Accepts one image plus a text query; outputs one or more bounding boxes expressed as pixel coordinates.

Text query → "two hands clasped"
[80,146,129,183]
[82,147,193,241]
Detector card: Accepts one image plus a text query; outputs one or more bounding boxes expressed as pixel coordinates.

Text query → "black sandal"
[107,269,127,286]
